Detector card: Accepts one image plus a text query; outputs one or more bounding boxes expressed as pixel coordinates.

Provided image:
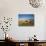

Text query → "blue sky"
[19,14,34,20]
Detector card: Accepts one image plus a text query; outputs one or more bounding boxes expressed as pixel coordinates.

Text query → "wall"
[0,0,46,40]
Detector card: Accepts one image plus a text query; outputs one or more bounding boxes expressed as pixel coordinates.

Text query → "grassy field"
[19,20,34,26]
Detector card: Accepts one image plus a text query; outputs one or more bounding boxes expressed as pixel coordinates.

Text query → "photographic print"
[18,14,34,26]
